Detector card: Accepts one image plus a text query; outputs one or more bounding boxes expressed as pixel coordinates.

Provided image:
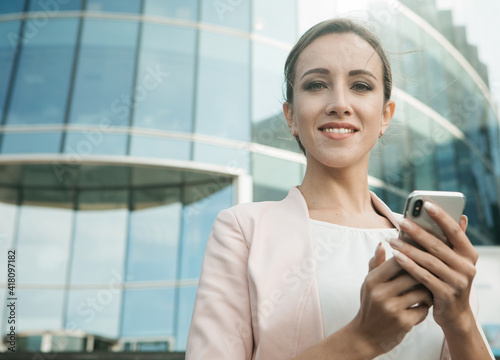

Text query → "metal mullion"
[0,0,30,150]
[188,0,202,161]
[59,0,86,153]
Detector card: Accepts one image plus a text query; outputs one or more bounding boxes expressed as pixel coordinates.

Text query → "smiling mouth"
[319,128,357,134]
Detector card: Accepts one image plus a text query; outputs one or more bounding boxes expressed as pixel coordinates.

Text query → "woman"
[186,18,494,359]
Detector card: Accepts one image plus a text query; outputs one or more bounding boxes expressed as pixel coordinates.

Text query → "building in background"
[0,0,498,357]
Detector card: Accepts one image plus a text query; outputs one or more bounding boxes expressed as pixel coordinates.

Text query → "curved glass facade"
[0,0,499,355]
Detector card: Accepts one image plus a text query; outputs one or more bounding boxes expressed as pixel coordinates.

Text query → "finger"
[389,238,461,284]
[399,285,433,309]
[407,304,430,326]
[369,242,385,272]
[459,215,468,232]
[383,272,421,297]
[392,249,446,296]
[423,202,475,256]
[368,257,405,283]
[395,218,460,268]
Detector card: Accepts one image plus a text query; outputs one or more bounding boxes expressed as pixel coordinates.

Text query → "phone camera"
[412,200,423,217]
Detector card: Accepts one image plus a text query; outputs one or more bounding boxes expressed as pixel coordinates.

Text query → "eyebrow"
[348,69,377,80]
[299,68,377,81]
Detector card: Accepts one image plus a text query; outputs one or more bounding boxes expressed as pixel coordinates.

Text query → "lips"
[318,122,358,134]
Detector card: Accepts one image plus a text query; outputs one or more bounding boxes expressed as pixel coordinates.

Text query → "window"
[4,19,79,125]
[65,288,122,338]
[126,188,182,282]
[121,288,175,337]
[85,0,141,14]
[16,202,73,284]
[69,190,128,284]
[0,1,26,14]
[200,0,250,31]
[144,0,198,21]
[133,24,196,133]
[29,0,82,12]
[17,290,65,332]
[0,21,21,116]
[195,31,250,141]
[1,132,63,154]
[253,0,296,42]
[69,19,139,127]
[180,183,233,279]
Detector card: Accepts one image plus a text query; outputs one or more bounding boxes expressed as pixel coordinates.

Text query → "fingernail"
[392,250,409,263]
[463,215,468,228]
[388,237,404,249]
[395,216,413,231]
[424,201,438,215]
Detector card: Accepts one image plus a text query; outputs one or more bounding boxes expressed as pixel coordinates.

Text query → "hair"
[283,18,393,154]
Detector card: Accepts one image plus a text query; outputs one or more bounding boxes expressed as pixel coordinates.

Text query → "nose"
[325,87,352,116]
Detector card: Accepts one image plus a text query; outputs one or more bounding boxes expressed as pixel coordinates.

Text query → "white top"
[310,219,446,360]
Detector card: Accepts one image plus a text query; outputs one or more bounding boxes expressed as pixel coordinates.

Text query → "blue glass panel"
[69,20,138,126]
[253,0,296,42]
[0,21,21,115]
[1,132,62,154]
[65,288,122,338]
[63,131,128,156]
[133,24,196,132]
[175,286,197,351]
[200,0,250,31]
[16,289,64,332]
[85,0,141,13]
[252,43,295,151]
[121,288,175,336]
[435,128,459,191]
[29,0,82,11]
[70,190,128,284]
[0,1,25,14]
[144,0,198,21]
[251,153,302,201]
[16,204,73,284]
[192,143,250,173]
[129,136,190,160]
[5,18,78,125]
[126,188,181,282]
[180,184,233,279]
[195,32,250,141]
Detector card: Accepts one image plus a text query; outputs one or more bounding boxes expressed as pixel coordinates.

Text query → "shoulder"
[212,186,309,246]
[224,186,305,222]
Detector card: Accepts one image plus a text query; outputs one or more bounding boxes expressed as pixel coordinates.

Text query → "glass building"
[0,0,498,356]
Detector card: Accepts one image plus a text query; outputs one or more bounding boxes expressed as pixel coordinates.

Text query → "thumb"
[369,242,386,272]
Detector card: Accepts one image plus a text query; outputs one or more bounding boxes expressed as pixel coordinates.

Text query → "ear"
[283,102,296,135]
[380,100,395,134]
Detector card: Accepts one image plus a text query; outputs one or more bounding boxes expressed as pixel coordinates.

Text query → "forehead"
[295,32,383,79]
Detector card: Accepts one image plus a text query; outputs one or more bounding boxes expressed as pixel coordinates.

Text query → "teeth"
[322,128,355,134]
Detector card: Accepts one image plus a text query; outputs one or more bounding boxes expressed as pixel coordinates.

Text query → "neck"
[299,156,373,215]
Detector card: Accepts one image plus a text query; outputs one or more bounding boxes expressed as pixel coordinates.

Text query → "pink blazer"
[186,186,487,359]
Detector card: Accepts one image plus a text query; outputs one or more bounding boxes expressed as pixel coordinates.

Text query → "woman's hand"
[388,203,493,359]
[348,244,433,358]
[388,202,477,331]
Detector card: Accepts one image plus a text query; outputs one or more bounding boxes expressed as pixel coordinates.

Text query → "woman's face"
[284,32,394,169]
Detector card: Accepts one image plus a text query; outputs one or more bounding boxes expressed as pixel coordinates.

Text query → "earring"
[378,131,384,139]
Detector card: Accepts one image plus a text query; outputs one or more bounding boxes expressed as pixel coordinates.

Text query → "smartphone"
[399,190,466,248]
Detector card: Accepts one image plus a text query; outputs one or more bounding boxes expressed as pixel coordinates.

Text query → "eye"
[351,82,372,92]
[305,81,326,91]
